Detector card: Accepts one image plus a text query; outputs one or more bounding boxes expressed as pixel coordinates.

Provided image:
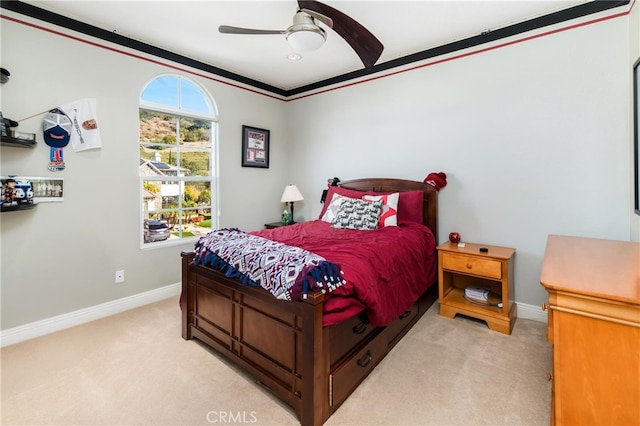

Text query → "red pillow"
[318,186,368,219]
[396,190,424,224]
[365,190,423,224]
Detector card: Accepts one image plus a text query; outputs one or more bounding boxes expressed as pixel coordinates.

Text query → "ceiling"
[16,1,609,92]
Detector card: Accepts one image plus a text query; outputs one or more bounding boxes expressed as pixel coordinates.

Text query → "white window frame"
[139,74,218,248]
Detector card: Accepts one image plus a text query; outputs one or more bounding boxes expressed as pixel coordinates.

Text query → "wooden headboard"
[338,178,438,242]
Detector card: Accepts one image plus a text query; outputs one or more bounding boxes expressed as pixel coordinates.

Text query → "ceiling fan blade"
[219,25,285,35]
[297,0,383,68]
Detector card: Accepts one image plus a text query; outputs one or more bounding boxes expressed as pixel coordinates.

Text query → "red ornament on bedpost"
[449,232,461,243]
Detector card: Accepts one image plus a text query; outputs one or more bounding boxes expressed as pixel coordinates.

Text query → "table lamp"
[280,184,304,224]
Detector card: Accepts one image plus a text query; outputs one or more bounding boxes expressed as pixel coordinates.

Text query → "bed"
[180,178,439,426]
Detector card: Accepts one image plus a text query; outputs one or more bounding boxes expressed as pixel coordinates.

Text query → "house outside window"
[139,75,217,247]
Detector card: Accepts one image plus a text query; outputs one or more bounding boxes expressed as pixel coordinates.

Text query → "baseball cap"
[43,108,71,148]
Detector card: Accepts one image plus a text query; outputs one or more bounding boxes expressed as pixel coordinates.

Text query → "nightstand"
[437,241,516,334]
[264,221,290,229]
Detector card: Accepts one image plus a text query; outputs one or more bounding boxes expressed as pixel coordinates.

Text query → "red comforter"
[252,220,437,327]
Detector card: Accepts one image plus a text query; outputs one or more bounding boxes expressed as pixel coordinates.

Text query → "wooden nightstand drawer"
[441,253,502,280]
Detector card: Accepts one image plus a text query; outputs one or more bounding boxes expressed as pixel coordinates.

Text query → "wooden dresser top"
[540,234,640,304]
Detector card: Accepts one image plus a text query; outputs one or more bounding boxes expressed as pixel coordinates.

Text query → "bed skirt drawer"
[330,334,386,408]
[441,253,502,280]
[384,302,419,347]
[329,313,377,368]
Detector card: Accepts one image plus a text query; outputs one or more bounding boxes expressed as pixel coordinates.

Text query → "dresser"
[540,235,640,425]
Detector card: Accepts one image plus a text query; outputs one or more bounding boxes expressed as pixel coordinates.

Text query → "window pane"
[141,76,178,107]
[181,147,211,177]
[160,188,180,210]
[184,181,211,207]
[179,117,211,146]
[180,79,212,114]
[181,207,212,238]
[140,110,178,145]
[141,179,180,211]
[140,150,180,177]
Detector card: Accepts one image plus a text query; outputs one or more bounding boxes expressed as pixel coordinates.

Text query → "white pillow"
[363,192,399,227]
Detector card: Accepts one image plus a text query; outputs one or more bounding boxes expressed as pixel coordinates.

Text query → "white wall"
[1,4,636,332]
[0,13,288,330]
[287,9,632,307]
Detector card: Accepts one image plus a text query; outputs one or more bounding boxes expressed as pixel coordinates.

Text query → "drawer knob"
[466,263,473,269]
[357,350,372,368]
[399,310,411,320]
[541,303,548,311]
[352,322,367,335]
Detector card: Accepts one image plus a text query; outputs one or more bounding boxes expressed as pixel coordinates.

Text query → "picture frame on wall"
[241,125,270,168]
[31,177,65,202]
[634,58,640,215]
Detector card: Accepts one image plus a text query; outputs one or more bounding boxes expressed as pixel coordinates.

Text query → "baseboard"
[0,283,181,348]
[516,301,547,323]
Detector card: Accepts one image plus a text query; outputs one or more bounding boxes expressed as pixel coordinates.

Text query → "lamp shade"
[281,184,304,203]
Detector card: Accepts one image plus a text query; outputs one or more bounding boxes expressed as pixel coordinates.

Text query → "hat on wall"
[43,108,71,148]
[424,172,447,191]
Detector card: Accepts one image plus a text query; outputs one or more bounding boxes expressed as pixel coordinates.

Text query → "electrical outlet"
[115,270,125,283]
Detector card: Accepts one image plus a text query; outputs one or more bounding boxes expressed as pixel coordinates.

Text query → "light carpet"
[1,296,552,425]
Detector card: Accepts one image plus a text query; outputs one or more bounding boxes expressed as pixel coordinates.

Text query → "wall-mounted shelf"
[1,202,38,213]
[1,136,37,148]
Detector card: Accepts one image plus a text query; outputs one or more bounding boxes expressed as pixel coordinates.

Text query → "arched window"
[139,75,217,246]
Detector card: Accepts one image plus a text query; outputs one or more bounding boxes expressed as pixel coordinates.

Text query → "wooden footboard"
[181,250,329,425]
[181,251,437,426]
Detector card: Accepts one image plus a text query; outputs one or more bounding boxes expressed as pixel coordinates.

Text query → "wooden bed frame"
[180,178,439,426]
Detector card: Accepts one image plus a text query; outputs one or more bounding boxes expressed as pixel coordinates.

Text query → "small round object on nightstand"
[449,232,461,243]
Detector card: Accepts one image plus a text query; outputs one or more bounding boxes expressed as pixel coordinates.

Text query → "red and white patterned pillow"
[363,192,399,227]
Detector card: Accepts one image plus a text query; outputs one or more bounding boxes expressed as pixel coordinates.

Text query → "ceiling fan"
[219,0,384,69]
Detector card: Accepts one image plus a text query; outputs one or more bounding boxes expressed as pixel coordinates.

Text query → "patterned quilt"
[193,228,346,300]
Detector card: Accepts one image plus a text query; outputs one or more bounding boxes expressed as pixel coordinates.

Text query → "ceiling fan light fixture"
[286,28,326,52]
[286,11,327,52]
